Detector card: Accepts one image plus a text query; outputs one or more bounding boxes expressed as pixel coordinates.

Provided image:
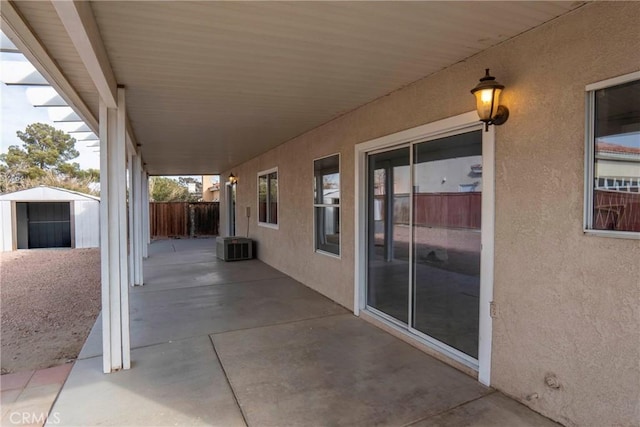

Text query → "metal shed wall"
[74,200,100,248]
[0,201,12,251]
[0,187,100,251]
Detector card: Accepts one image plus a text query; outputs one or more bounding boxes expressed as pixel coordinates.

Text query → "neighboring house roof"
[206,183,221,192]
[596,141,640,155]
[0,185,100,202]
[595,141,640,163]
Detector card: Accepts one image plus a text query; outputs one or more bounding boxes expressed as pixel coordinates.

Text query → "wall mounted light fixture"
[228,173,237,185]
[471,69,509,131]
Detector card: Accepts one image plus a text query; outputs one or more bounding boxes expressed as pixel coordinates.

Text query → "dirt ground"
[0,248,101,374]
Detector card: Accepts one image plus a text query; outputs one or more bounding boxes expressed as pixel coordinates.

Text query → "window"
[585,73,640,236]
[314,154,340,256]
[258,168,278,227]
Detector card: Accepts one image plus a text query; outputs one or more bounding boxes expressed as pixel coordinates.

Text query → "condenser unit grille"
[228,242,249,259]
[216,237,253,261]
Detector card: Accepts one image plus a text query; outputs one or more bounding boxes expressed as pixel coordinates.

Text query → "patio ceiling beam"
[52,0,118,109]
[52,1,140,157]
[0,0,98,133]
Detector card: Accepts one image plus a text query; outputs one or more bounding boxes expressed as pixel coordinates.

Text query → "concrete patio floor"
[47,238,558,426]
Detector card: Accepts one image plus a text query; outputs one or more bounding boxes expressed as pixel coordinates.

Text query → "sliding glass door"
[367,147,410,324]
[411,131,482,359]
[366,130,483,360]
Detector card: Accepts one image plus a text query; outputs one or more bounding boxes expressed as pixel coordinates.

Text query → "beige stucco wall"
[201,175,220,201]
[221,3,640,426]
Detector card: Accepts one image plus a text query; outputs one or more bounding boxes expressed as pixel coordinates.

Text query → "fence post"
[189,203,195,237]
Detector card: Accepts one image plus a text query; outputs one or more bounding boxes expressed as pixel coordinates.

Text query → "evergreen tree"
[0,123,99,194]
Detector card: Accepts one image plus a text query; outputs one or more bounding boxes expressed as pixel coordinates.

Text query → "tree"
[178,177,202,202]
[3,123,78,178]
[149,177,191,202]
[0,123,99,194]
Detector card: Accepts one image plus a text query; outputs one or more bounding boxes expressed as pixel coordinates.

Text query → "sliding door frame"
[354,111,495,385]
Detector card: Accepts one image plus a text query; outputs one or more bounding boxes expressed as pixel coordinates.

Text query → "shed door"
[26,202,71,248]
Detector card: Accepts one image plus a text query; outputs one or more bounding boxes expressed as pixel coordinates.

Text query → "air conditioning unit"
[216,237,253,261]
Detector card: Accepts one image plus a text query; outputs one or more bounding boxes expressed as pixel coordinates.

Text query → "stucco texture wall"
[221,3,640,426]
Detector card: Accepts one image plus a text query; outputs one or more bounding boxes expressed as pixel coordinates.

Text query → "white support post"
[143,171,150,254]
[106,99,122,370]
[98,87,131,374]
[99,99,112,374]
[127,152,134,286]
[132,155,143,285]
[117,88,131,370]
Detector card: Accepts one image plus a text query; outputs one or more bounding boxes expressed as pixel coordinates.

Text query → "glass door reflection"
[367,147,411,324]
[412,131,482,358]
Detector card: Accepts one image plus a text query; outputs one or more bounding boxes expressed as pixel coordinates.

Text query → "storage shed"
[0,186,100,251]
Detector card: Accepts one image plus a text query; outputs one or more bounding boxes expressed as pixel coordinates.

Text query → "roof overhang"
[3,1,584,174]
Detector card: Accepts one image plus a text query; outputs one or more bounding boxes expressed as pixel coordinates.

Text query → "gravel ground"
[1,248,101,374]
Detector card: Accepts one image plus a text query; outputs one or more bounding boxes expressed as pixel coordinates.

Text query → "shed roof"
[0,186,100,202]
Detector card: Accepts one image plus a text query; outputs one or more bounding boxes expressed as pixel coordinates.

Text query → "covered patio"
[3,2,638,425]
[50,239,556,426]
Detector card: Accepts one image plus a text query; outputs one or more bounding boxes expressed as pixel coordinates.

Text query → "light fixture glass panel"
[475,87,502,121]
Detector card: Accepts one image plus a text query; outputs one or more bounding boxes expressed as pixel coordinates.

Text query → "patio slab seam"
[131,274,289,294]
[401,389,496,427]
[50,336,247,426]
[42,365,75,427]
[207,310,350,337]
[142,259,218,268]
[207,335,249,427]
[78,311,350,361]
[144,251,222,268]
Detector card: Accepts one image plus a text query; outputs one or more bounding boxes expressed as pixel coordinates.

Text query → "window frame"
[257,167,279,229]
[583,71,640,240]
[313,153,341,258]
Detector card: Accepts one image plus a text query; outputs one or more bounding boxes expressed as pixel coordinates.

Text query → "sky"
[1,52,101,170]
[600,132,640,149]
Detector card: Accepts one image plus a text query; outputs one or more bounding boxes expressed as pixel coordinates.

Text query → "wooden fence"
[378,192,481,229]
[594,190,640,231]
[150,202,219,238]
[387,190,639,231]
[413,192,481,229]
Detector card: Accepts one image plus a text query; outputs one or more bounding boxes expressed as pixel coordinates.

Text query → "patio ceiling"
[9,1,582,175]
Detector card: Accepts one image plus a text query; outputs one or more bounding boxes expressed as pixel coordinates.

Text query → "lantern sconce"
[471,69,509,131]
[228,173,237,185]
